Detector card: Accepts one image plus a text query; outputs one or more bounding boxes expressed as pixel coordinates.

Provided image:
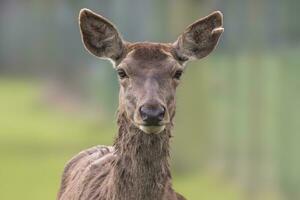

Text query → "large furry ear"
[173,11,224,61]
[79,9,125,63]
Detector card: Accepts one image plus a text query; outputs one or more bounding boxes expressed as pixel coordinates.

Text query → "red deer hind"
[57,8,224,200]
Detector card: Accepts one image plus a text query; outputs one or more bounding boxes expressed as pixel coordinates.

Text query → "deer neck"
[112,112,172,200]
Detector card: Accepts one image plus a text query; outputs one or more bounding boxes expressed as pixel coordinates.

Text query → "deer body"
[57,8,223,200]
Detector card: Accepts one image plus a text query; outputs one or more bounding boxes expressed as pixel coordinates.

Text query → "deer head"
[79,9,223,134]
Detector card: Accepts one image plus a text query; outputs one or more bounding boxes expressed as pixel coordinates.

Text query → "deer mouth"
[138,125,166,134]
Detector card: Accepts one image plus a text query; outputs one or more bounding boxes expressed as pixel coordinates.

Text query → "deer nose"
[139,105,165,125]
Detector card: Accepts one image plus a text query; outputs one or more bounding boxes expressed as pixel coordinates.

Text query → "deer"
[57,8,224,200]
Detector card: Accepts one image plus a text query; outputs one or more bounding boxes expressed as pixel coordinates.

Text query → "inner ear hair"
[79,9,126,63]
[173,11,224,61]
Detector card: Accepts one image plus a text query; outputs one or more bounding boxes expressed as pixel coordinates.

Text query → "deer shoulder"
[57,145,114,199]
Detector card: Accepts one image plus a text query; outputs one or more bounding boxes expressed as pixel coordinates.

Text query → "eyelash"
[173,70,183,80]
[117,69,128,79]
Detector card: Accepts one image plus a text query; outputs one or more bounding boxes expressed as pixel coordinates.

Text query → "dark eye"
[173,70,183,80]
[117,68,128,79]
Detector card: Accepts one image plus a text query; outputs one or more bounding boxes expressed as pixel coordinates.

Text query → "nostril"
[157,106,165,121]
[139,106,148,121]
[139,105,165,125]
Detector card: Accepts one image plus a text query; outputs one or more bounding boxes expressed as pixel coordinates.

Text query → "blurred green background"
[0,0,299,200]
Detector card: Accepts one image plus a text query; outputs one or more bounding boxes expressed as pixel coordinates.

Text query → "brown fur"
[57,8,223,200]
[57,113,182,200]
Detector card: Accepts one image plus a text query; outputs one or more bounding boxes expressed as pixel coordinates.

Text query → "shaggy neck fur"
[112,112,172,200]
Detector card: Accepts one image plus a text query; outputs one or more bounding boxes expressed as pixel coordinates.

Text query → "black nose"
[139,105,165,125]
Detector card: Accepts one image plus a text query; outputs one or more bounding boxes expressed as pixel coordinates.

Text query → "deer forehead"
[119,43,181,74]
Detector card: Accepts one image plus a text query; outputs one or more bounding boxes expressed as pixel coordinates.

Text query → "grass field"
[0,79,244,200]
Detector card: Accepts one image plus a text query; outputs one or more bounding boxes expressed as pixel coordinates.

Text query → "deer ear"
[173,11,224,61]
[79,9,125,62]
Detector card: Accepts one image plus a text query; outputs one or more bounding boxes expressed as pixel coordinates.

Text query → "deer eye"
[173,70,183,80]
[117,68,128,79]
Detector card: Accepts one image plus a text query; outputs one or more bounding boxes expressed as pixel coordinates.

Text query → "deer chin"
[138,125,165,134]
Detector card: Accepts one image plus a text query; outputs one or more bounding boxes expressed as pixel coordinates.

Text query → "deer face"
[116,44,182,134]
[79,9,223,134]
